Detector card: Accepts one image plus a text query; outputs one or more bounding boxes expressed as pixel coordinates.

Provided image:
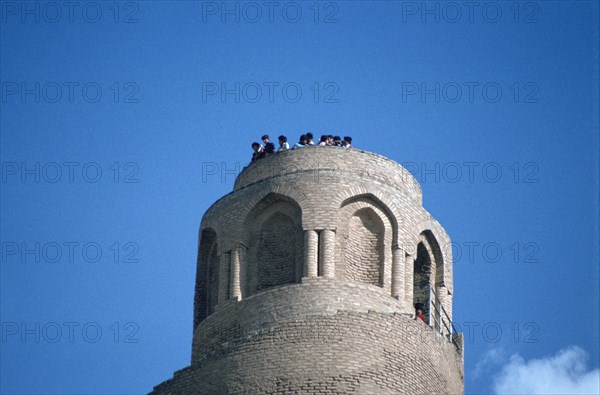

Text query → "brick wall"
[345,210,383,286]
[151,280,463,395]
[256,212,299,291]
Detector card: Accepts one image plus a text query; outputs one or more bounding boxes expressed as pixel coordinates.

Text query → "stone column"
[230,245,241,300]
[404,253,414,313]
[320,229,335,278]
[392,247,405,304]
[218,252,230,304]
[304,230,318,277]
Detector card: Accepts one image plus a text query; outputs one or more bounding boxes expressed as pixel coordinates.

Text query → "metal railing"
[427,284,460,350]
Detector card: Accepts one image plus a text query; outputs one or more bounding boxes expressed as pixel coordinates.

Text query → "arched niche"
[412,231,444,326]
[244,193,303,296]
[336,196,395,289]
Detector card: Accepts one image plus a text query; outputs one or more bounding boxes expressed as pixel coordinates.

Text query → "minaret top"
[233,146,423,205]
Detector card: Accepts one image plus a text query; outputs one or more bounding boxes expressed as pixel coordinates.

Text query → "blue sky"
[1,1,598,394]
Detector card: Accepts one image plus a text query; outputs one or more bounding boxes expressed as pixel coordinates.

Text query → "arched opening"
[194,228,218,331]
[412,231,445,328]
[207,243,220,315]
[413,242,432,324]
[344,208,384,286]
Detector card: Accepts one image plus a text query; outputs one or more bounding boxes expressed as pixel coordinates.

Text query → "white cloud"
[473,348,506,379]
[493,346,600,395]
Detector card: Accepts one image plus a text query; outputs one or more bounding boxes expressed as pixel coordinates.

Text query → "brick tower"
[150,147,464,394]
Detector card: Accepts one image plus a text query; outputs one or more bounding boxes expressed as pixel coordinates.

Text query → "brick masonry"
[151,147,463,394]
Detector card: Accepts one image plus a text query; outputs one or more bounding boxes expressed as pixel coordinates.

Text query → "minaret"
[151,147,464,394]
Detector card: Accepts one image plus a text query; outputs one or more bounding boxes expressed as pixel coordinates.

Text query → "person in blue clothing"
[292,134,308,149]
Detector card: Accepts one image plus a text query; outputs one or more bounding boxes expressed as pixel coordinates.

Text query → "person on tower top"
[251,142,265,162]
[264,142,275,155]
[343,136,353,148]
[292,134,308,149]
[278,135,290,151]
[261,134,270,147]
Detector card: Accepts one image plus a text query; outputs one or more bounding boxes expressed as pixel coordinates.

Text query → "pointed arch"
[413,240,432,323]
[412,230,445,326]
[338,192,399,248]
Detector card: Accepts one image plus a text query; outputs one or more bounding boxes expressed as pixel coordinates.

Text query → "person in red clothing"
[414,303,427,323]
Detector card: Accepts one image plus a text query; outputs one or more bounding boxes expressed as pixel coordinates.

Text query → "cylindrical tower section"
[153,147,462,394]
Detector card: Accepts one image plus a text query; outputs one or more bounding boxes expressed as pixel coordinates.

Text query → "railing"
[427,284,461,350]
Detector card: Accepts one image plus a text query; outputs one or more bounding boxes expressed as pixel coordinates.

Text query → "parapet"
[233,146,423,205]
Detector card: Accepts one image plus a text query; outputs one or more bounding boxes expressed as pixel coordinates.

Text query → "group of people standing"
[251,133,353,162]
